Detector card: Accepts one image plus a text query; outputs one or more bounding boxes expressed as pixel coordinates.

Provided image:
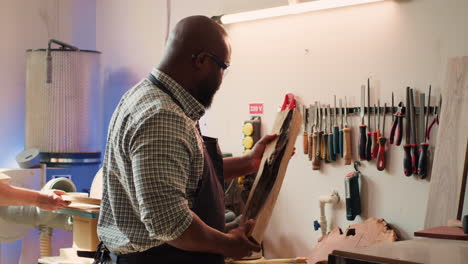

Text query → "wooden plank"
[330,238,468,264]
[414,226,468,240]
[425,56,468,228]
[307,217,397,264]
[242,107,302,244]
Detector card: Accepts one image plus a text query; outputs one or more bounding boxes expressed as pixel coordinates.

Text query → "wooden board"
[414,226,468,240]
[63,194,101,205]
[425,56,468,228]
[308,217,397,264]
[330,238,468,264]
[242,107,302,244]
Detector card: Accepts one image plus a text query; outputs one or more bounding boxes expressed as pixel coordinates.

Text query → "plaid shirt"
[97,68,206,254]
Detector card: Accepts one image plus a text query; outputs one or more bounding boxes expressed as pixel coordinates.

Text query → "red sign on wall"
[249,103,264,115]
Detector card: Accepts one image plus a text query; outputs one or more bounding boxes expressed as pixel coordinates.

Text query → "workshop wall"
[204,0,468,258]
[94,0,468,260]
[0,0,96,263]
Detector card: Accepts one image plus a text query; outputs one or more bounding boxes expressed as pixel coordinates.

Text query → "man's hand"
[224,219,261,259]
[35,190,70,211]
[247,134,277,172]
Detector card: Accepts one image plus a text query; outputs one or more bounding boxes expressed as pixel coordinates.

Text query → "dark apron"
[96,74,226,264]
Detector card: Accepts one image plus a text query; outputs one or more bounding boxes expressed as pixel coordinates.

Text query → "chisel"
[358,85,367,161]
[403,87,413,176]
[317,103,324,161]
[328,104,336,162]
[343,96,352,165]
[418,85,431,178]
[302,105,309,155]
[320,105,327,161]
[366,79,372,161]
[312,102,321,170]
[339,98,344,158]
[308,105,315,161]
[333,95,340,159]
[323,106,330,163]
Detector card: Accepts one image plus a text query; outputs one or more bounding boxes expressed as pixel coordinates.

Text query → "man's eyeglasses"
[193,52,230,70]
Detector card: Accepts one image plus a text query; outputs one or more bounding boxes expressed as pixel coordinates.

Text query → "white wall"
[205,0,468,258]
[0,0,96,263]
[94,0,468,259]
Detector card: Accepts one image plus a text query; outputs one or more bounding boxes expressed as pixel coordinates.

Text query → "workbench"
[328,238,468,264]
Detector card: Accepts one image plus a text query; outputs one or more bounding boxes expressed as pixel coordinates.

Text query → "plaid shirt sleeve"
[129,109,194,241]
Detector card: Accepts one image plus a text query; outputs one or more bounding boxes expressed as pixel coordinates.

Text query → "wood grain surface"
[425,56,468,228]
[308,217,397,264]
[242,107,302,244]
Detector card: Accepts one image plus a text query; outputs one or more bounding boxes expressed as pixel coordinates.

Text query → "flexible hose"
[39,225,53,257]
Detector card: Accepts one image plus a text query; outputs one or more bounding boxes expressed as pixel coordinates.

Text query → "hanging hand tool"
[320,105,327,161]
[302,105,309,155]
[343,96,352,165]
[418,85,431,178]
[366,79,372,161]
[339,98,344,158]
[410,88,419,175]
[358,85,367,161]
[323,106,330,163]
[427,94,441,140]
[419,93,426,146]
[312,102,321,170]
[317,103,324,161]
[328,104,336,162]
[403,87,413,176]
[345,161,362,220]
[377,103,388,171]
[389,102,404,145]
[333,95,340,159]
[371,103,379,159]
[308,104,315,161]
[391,92,394,123]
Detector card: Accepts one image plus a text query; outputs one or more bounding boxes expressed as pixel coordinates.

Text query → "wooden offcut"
[425,56,468,228]
[242,107,302,244]
[307,217,397,264]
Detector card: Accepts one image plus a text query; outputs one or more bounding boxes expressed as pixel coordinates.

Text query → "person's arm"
[0,183,69,211]
[223,134,277,181]
[168,212,260,259]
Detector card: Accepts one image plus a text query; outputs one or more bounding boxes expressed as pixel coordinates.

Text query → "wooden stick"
[226,257,307,264]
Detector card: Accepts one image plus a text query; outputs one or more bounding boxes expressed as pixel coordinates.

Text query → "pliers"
[427,95,441,140]
[389,102,405,146]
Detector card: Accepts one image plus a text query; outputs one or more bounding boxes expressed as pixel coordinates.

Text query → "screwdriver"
[371,103,379,159]
[366,79,372,161]
[339,98,344,158]
[358,84,367,161]
[312,102,321,170]
[333,95,340,159]
[418,85,431,178]
[403,87,413,176]
[302,105,309,155]
[308,104,315,161]
[343,96,352,165]
[328,104,336,162]
[377,103,387,171]
[317,103,324,161]
[323,106,330,163]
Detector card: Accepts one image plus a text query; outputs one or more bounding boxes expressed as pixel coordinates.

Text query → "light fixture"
[217,0,384,24]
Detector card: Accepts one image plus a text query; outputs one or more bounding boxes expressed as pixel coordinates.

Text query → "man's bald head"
[162,16,230,67]
[157,16,231,109]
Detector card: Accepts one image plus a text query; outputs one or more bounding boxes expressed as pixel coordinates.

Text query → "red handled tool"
[358,85,367,161]
[389,102,404,145]
[377,103,387,171]
[418,85,431,178]
[403,87,413,176]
